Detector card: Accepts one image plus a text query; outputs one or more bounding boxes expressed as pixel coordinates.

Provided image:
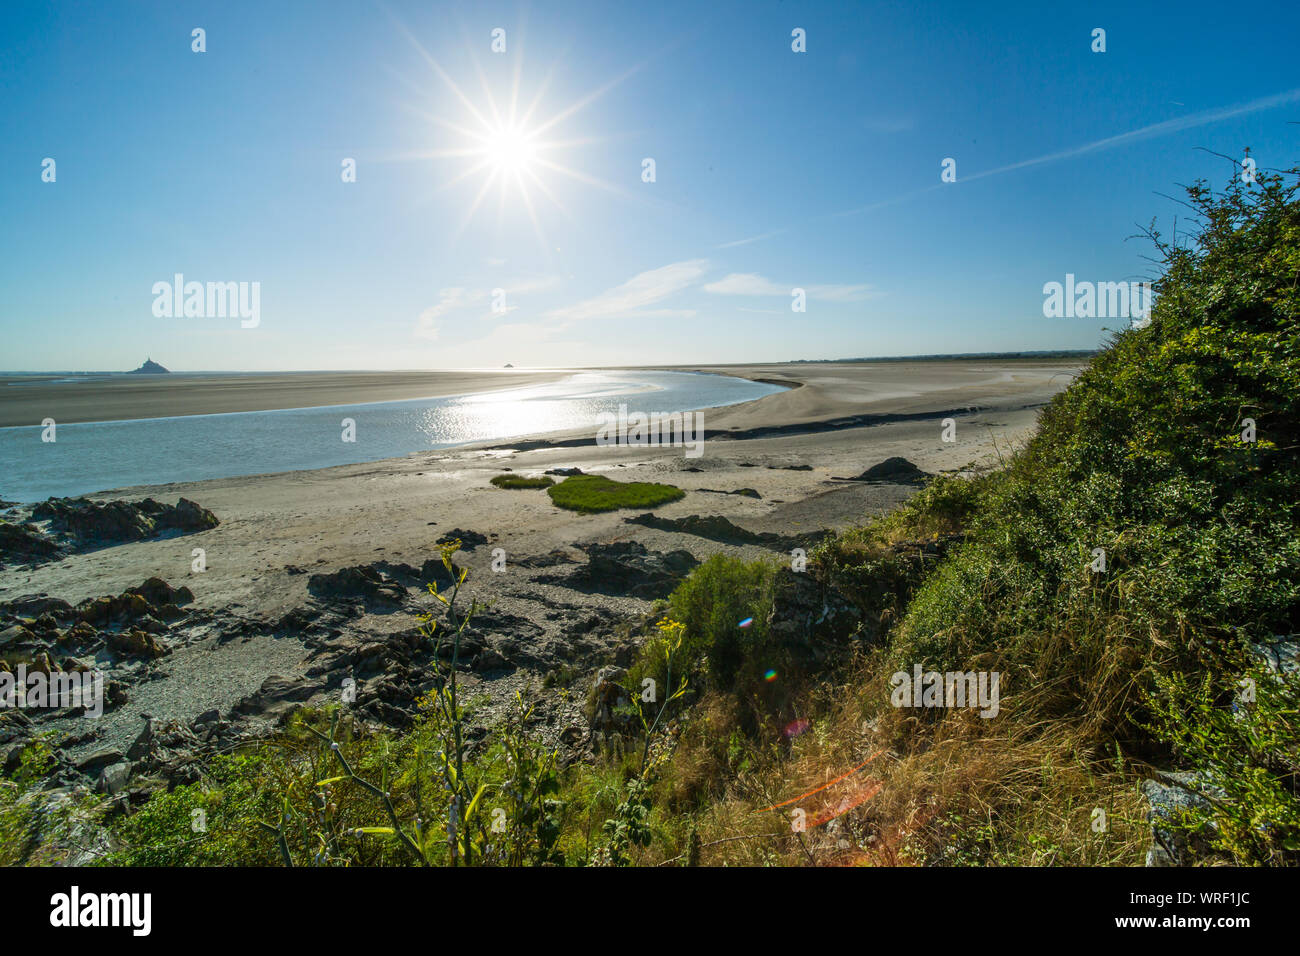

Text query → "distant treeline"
[787,349,1098,363]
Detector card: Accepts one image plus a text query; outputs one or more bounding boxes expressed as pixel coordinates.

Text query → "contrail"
[963,87,1300,183]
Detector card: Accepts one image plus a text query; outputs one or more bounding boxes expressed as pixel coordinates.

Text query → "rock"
[546,541,699,600]
[436,529,490,550]
[110,591,155,621]
[698,487,762,499]
[419,557,463,586]
[107,628,169,659]
[159,498,220,533]
[31,496,217,546]
[76,748,126,775]
[764,568,863,663]
[515,550,580,569]
[127,577,194,607]
[0,521,62,566]
[843,457,929,485]
[128,358,169,374]
[235,675,323,716]
[1141,772,1223,866]
[588,666,636,739]
[60,621,98,645]
[75,596,113,625]
[127,718,200,769]
[0,596,72,619]
[96,761,132,795]
[308,565,407,606]
[544,467,585,476]
[104,681,128,709]
[0,624,34,650]
[126,721,156,761]
[1246,635,1300,674]
[34,497,156,543]
[624,512,807,548]
[473,647,508,670]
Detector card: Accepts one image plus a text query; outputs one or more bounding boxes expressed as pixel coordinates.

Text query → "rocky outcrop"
[3,497,221,566]
[33,496,218,545]
[539,541,698,599]
[0,522,61,568]
[624,512,819,550]
[765,568,864,664]
[1141,771,1223,866]
[308,565,407,606]
[587,665,637,744]
[0,578,193,667]
[698,487,762,499]
[839,456,929,484]
[436,528,490,550]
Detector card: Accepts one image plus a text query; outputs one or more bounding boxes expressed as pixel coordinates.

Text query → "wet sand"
[0,369,574,427]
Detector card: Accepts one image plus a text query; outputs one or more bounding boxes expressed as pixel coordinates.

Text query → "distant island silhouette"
[128,358,170,374]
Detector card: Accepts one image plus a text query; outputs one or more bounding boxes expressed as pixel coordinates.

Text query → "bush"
[624,554,778,700]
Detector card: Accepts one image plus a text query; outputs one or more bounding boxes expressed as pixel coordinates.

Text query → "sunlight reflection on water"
[0,371,781,501]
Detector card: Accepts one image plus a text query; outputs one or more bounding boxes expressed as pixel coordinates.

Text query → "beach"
[0,359,1082,763]
[0,369,573,428]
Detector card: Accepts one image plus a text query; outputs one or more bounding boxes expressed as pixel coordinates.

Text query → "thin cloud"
[545,259,708,322]
[416,287,478,340]
[416,276,561,339]
[704,273,876,302]
[717,229,785,249]
[703,273,787,295]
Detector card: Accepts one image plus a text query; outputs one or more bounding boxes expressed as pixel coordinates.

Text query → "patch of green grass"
[546,474,684,514]
[490,474,555,489]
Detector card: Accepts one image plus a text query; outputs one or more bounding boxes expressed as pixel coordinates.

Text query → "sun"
[482,123,538,174]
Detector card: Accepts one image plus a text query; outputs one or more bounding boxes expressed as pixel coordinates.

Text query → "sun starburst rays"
[374,16,657,251]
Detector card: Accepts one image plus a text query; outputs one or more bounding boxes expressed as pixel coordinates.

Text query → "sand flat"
[0,358,1086,760]
[0,369,574,427]
[0,359,1085,613]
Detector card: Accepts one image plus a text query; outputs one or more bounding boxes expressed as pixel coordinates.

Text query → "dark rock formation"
[765,568,864,665]
[624,512,821,550]
[308,565,407,606]
[127,358,169,374]
[539,541,698,599]
[0,522,61,567]
[436,528,490,550]
[840,456,929,484]
[698,487,762,499]
[27,496,218,552]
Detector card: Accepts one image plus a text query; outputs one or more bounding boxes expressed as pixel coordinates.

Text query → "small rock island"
[128,358,170,374]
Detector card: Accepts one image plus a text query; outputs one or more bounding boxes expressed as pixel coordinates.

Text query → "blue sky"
[1,0,1297,371]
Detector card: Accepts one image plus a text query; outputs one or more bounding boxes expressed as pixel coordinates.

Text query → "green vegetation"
[54,166,1298,867]
[546,474,684,513]
[490,474,554,489]
[628,554,778,704]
